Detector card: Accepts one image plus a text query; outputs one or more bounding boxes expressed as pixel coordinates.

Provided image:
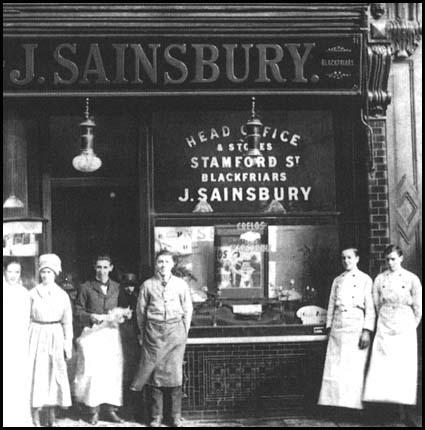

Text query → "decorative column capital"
[365,3,422,116]
[369,3,422,59]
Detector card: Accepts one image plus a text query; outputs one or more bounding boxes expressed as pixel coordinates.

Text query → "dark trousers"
[151,386,182,419]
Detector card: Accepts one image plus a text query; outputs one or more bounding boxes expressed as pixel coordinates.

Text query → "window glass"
[154,226,215,303]
[153,110,335,214]
[154,223,339,328]
[268,225,339,308]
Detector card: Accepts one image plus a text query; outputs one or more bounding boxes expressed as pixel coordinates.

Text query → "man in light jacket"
[130,249,193,427]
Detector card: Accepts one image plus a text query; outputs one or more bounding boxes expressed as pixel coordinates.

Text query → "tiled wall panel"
[182,341,326,418]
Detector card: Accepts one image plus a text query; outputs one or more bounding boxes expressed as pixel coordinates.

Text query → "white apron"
[318,309,370,409]
[73,324,123,407]
[363,269,422,405]
[28,284,73,409]
[3,280,33,427]
[318,270,374,409]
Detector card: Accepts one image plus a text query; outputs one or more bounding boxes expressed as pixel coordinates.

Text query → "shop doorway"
[51,184,139,287]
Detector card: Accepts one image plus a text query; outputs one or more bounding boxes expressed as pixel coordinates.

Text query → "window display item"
[215,226,265,300]
[296,305,327,325]
[154,226,214,303]
[3,219,44,289]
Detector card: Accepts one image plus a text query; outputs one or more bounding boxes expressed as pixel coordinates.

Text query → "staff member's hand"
[138,334,144,346]
[90,313,104,324]
[358,329,371,349]
[64,347,72,360]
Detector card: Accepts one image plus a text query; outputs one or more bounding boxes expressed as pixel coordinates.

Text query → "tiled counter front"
[182,336,327,419]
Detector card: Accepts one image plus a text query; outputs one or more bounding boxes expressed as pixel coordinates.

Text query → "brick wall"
[181,341,327,419]
[368,118,391,278]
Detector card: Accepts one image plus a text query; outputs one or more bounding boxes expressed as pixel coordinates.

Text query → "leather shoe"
[149,416,162,427]
[171,416,184,427]
[89,411,99,425]
[32,409,41,427]
[48,407,57,427]
[105,410,125,423]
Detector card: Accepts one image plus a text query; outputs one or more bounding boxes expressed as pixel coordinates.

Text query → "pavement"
[51,417,416,427]
[49,409,422,427]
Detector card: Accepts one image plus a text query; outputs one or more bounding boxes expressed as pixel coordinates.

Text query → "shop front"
[5,4,419,419]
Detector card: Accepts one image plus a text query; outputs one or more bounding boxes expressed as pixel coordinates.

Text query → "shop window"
[152,107,340,330]
[154,222,339,327]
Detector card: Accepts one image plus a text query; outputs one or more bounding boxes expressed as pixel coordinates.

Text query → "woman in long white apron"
[28,254,73,427]
[363,245,422,423]
[318,247,375,410]
[3,260,33,427]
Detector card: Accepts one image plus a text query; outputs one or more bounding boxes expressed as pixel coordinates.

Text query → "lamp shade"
[3,194,25,209]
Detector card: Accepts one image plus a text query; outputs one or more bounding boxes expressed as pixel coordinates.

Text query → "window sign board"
[153,110,336,213]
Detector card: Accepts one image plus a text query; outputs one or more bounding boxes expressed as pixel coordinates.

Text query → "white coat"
[3,278,33,427]
[28,283,73,408]
[318,268,375,409]
[363,268,422,405]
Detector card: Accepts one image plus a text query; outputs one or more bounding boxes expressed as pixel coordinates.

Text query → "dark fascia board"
[3,3,369,36]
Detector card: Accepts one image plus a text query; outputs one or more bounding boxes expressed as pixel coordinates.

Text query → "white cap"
[39,253,62,276]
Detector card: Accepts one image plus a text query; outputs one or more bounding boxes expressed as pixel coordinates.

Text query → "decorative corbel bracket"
[365,44,392,117]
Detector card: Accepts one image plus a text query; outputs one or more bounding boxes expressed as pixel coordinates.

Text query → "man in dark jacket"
[74,255,124,425]
[118,273,141,420]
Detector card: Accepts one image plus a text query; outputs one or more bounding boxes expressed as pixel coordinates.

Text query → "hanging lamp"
[3,119,24,209]
[72,97,102,173]
[244,96,264,158]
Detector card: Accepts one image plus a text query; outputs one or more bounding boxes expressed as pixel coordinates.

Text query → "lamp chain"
[251,96,256,118]
[10,119,16,195]
[85,97,90,120]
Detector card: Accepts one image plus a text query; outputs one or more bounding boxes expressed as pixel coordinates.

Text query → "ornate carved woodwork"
[395,175,420,245]
[370,3,422,59]
[365,44,392,116]
[366,3,422,116]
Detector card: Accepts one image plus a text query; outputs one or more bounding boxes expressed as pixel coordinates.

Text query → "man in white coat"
[318,247,375,410]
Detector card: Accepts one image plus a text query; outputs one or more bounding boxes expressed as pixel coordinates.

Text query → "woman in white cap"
[28,254,73,427]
